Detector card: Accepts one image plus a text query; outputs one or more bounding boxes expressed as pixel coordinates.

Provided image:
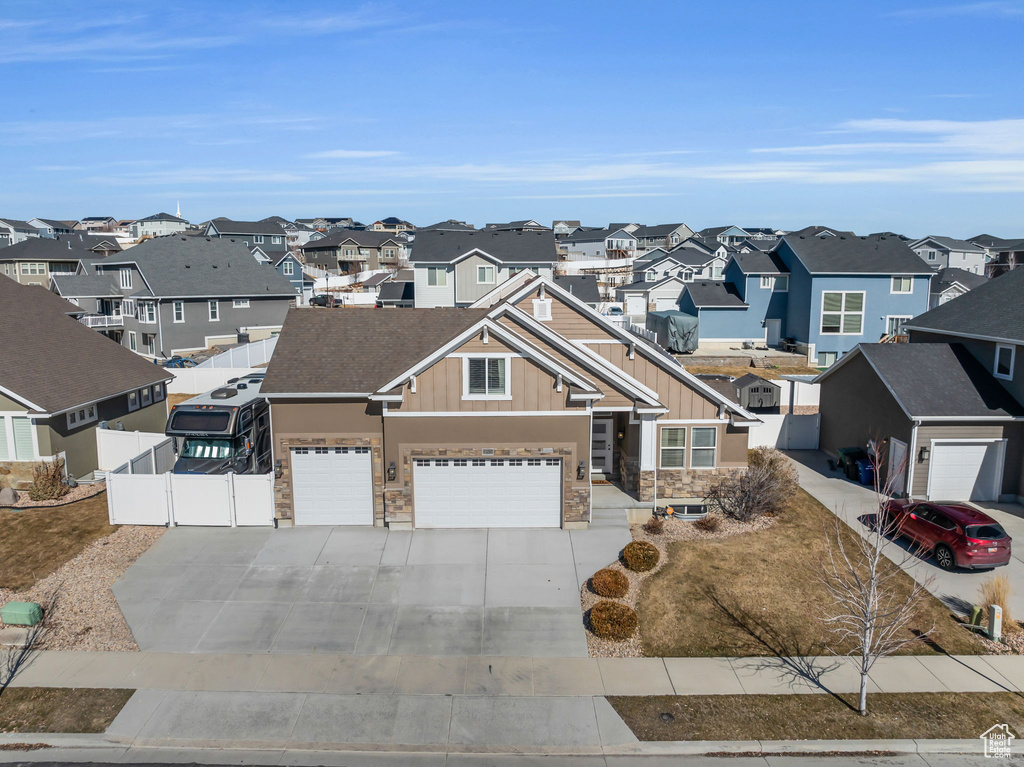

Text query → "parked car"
[160,355,197,368]
[309,294,338,308]
[606,306,624,316]
[884,499,1012,570]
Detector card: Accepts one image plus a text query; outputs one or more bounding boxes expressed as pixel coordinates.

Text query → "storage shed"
[733,373,781,410]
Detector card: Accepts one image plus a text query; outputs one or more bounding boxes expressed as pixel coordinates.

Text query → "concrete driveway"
[113,508,630,656]
[787,450,1024,618]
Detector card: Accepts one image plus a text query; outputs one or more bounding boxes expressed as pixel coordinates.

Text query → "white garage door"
[291,446,374,525]
[927,441,1003,502]
[414,457,562,528]
[625,295,646,315]
[654,296,678,311]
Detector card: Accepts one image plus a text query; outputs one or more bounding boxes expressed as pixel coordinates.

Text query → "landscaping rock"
[0,486,17,506]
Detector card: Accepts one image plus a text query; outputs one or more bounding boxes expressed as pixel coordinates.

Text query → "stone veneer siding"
[273,437,385,524]
[618,454,744,501]
[386,446,589,528]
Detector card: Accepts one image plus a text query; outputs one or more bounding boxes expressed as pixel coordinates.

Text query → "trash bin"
[856,458,875,487]
[837,447,867,480]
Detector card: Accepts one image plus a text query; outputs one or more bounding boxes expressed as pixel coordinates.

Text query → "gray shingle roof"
[781,234,934,275]
[915,235,985,253]
[98,237,298,298]
[209,218,285,236]
[0,234,115,261]
[561,226,635,244]
[632,223,686,238]
[683,281,748,308]
[934,267,988,292]
[299,230,401,250]
[410,230,558,264]
[137,212,187,223]
[418,220,475,231]
[665,247,719,267]
[551,275,601,304]
[905,264,1024,342]
[730,250,786,275]
[262,308,487,394]
[0,279,170,413]
[376,281,415,303]
[734,373,777,389]
[51,272,121,297]
[855,343,1023,418]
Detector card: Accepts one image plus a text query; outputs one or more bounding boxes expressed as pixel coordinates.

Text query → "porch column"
[637,414,658,502]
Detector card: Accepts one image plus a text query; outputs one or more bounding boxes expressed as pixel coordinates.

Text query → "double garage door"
[927,441,1004,502]
[291,448,563,527]
[414,457,562,528]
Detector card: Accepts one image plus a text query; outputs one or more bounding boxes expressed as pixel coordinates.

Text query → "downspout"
[155,298,164,359]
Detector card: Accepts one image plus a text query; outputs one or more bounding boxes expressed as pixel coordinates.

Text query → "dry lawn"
[610,692,1024,741]
[0,493,115,591]
[168,393,193,408]
[681,364,821,380]
[0,688,133,733]
[637,487,985,657]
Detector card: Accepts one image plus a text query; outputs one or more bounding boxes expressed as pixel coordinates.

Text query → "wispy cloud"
[0,32,237,64]
[885,1,1024,18]
[0,114,322,143]
[260,5,401,34]
[306,149,401,159]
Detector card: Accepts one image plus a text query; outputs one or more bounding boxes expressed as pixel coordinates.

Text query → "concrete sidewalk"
[9,650,1023,696]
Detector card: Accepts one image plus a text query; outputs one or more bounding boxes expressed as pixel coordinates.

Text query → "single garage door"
[654,296,679,312]
[927,441,1003,502]
[414,457,562,528]
[625,295,646,315]
[291,446,374,525]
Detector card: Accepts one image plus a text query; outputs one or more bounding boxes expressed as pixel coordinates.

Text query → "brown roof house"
[261,273,758,528]
[0,279,172,483]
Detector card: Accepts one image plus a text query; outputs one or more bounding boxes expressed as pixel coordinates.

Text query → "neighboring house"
[968,234,1024,277]
[0,278,171,482]
[296,217,356,232]
[298,230,405,274]
[930,267,988,308]
[418,220,475,232]
[51,236,297,358]
[909,236,987,274]
[375,274,416,307]
[260,274,757,527]
[618,275,688,314]
[694,225,761,246]
[130,212,189,239]
[273,252,308,296]
[0,235,118,286]
[551,274,601,307]
[370,217,414,232]
[0,219,41,247]
[816,343,1023,501]
[27,218,76,237]
[206,218,287,252]
[633,223,694,251]
[76,216,117,232]
[484,220,551,232]
[409,230,559,308]
[559,227,638,260]
[774,234,933,366]
[552,220,581,237]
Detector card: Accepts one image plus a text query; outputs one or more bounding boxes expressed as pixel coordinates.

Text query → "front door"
[591,418,614,475]
[888,438,908,496]
[765,319,781,347]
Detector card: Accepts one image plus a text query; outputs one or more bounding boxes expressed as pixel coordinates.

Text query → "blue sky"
[2,0,1023,236]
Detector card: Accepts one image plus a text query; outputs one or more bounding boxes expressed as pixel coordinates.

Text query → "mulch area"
[3,482,107,510]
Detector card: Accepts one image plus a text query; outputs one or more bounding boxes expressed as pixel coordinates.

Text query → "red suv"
[885,500,1012,571]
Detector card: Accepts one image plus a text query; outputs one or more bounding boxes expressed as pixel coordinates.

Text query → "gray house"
[206,218,288,253]
[298,230,405,274]
[51,237,296,359]
[909,236,988,275]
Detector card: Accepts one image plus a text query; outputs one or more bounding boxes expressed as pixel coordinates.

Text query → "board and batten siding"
[412,265,456,308]
[519,291,618,341]
[911,423,1010,498]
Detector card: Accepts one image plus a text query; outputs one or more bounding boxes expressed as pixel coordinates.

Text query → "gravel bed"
[4,482,106,509]
[0,525,164,651]
[581,510,777,658]
[979,623,1024,655]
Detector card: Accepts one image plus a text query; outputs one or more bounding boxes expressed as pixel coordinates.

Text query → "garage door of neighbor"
[927,441,1003,502]
[413,457,562,528]
[291,446,374,525]
[625,295,646,315]
[654,296,678,312]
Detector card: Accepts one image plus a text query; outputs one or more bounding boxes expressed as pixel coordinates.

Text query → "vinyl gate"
[107,471,275,526]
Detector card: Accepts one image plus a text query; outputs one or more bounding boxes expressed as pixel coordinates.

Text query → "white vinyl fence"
[309,268,391,291]
[166,367,261,394]
[776,377,820,410]
[107,471,274,527]
[749,413,820,450]
[96,429,174,472]
[197,337,277,368]
[333,292,377,306]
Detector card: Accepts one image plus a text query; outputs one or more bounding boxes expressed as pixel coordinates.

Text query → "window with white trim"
[208,300,219,321]
[254,235,264,244]
[282,260,294,276]
[66,403,98,431]
[272,236,281,244]
[119,268,132,289]
[820,291,864,335]
[927,250,937,261]
[760,275,774,289]
[427,267,447,287]
[477,265,496,284]
[173,301,184,322]
[995,344,1015,380]
[465,357,507,398]
[20,262,45,275]
[818,351,838,367]
[233,299,250,308]
[128,331,137,351]
[886,316,911,336]
[645,271,657,282]
[891,276,913,293]
[691,427,717,468]
[660,428,686,468]
[141,387,152,407]
[143,333,155,355]
[140,302,156,323]
[153,382,166,402]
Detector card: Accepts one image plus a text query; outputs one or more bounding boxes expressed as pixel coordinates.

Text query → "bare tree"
[818,451,933,715]
[0,590,58,696]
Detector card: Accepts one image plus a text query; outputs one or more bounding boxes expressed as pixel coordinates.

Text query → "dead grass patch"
[681,364,821,380]
[168,393,193,408]
[610,692,1024,741]
[637,487,985,657]
[0,688,133,733]
[0,493,115,591]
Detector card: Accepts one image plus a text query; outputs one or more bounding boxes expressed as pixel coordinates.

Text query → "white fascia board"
[914,415,1020,422]
[901,325,1024,347]
[469,269,538,308]
[500,275,758,420]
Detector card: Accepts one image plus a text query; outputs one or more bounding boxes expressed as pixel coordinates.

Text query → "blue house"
[774,234,933,366]
[273,252,310,296]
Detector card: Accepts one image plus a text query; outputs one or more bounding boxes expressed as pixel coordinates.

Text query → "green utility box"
[0,601,43,626]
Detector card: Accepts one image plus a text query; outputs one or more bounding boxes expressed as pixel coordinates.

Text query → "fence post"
[166,472,176,527]
[106,474,116,525]
[228,473,238,527]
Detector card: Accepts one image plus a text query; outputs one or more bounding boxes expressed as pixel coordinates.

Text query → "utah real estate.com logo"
[981,724,1016,758]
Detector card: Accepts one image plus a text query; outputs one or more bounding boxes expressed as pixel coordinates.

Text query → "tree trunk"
[859,671,869,716]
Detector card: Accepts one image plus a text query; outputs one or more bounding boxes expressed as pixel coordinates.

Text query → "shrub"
[589,600,638,640]
[979,574,1015,629]
[693,514,721,533]
[642,515,665,535]
[705,447,798,523]
[591,568,629,598]
[27,458,71,502]
[622,540,660,572]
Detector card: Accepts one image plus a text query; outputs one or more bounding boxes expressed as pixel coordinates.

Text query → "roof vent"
[227,377,239,384]
[236,382,248,390]
[210,387,238,399]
